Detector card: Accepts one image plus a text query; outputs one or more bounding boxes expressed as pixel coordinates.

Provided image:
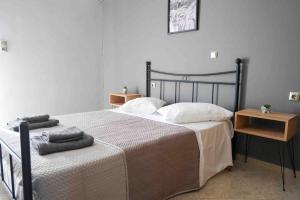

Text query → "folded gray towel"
[29,119,59,130]
[18,115,50,123]
[7,119,59,132]
[31,134,94,155]
[42,126,84,143]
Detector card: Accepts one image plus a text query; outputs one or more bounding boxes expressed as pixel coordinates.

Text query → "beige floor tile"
[0,156,299,200]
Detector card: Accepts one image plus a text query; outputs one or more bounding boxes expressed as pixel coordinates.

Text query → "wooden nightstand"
[109,93,141,108]
[234,109,298,191]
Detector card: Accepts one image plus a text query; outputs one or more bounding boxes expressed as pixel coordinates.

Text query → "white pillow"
[119,97,166,114]
[157,103,233,123]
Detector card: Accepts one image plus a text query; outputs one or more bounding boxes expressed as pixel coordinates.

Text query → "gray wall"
[0,0,103,122]
[103,0,300,168]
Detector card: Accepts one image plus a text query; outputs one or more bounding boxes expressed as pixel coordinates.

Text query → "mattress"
[0,110,233,199]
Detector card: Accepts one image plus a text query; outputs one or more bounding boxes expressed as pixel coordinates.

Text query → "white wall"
[0,0,103,122]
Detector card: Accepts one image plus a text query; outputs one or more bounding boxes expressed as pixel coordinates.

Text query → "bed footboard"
[0,122,33,200]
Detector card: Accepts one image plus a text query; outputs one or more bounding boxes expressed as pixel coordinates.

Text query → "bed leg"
[20,122,33,200]
[227,166,233,171]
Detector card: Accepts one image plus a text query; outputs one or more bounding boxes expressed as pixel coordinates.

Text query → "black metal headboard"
[146,58,242,112]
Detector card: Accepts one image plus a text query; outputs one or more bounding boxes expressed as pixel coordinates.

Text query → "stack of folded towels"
[31,126,94,155]
[7,114,59,132]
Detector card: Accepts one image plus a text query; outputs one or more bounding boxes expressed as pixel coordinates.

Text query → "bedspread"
[0,111,200,200]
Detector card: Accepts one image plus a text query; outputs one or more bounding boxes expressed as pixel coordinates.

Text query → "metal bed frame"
[146,58,243,160]
[0,122,32,200]
[0,58,242,200]
[146,58,242,111]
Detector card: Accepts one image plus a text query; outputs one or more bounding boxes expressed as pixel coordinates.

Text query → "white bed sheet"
[113,109,233,187]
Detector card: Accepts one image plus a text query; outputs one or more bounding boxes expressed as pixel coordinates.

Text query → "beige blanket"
[0,110,200,200]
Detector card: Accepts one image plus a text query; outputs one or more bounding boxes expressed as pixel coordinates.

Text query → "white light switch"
[210,51,218,59]
[0,41,7,52]
[289,92,300,102]
[151,82,156,88]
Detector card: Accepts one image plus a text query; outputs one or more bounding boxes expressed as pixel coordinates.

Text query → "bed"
[0,58,243,200]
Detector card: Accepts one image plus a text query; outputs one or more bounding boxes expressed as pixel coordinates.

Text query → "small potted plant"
[122,86,128,94]
[261,104,271,114]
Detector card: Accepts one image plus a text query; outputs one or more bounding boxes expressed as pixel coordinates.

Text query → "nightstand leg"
[278,142,285,191]
[244,135,249,163]
[287,139,296,178]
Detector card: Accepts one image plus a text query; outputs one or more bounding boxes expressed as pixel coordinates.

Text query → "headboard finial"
[235,58,242,65]
[146,61,151,67]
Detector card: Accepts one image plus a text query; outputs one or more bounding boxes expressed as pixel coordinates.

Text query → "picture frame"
[168,0,200,34]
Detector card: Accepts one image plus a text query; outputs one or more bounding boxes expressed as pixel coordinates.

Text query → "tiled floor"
[0,156,299,200]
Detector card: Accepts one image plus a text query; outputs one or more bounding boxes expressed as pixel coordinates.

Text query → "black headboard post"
[232,58,242,161]
[20,122,33,200]
[234,58,242,112]
[146,61,151,97]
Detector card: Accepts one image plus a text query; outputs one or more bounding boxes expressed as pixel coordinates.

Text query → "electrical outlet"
[289,92,300,102]
[151,82,156,88]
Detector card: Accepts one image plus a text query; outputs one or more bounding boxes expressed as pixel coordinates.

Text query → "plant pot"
[261,106,271,114]
[122,87,128,94]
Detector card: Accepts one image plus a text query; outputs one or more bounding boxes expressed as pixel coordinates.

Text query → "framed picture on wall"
[168,0,200,34]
